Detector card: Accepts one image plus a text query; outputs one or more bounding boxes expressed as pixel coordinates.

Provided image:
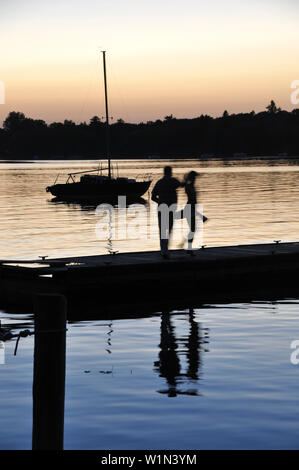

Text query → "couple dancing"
[151,166,207,259]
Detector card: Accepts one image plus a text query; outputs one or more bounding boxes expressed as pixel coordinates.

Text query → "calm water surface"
[1,158,299,449]
[1,158,299,258]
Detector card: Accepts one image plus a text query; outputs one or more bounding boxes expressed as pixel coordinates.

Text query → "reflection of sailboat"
[46,51,152,203]
[49,196,148,210]
[154,309,209,397]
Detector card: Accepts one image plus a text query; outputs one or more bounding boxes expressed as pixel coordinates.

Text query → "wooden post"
[32,294,67,450]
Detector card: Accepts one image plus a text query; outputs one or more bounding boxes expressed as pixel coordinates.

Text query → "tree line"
[0,101,298,159]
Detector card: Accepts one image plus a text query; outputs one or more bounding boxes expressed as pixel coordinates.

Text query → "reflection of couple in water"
[151,166,207,259]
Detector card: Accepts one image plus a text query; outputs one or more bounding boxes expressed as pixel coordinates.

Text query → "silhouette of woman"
[183,171,207,254]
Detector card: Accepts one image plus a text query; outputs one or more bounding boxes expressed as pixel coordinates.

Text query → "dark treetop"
[1,101,299,159]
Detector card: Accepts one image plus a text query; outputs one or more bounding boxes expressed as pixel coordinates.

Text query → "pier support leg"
[32,294,67,450]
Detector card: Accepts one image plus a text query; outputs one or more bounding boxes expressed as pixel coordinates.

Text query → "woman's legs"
[187,205,196,251]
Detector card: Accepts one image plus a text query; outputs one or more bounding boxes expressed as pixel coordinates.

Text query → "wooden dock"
[1,242,299,314]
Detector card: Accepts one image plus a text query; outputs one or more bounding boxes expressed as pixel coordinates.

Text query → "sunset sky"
[0,0,298,124]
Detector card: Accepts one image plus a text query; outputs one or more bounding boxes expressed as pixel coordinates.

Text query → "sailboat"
[46,51,152,202]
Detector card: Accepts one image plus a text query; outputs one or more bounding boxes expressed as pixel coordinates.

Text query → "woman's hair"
[184,170,198,184]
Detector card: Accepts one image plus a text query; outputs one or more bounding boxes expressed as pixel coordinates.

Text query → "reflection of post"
[32,294,67,450]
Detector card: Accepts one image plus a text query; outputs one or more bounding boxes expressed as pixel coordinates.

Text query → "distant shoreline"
[2,105,299,161]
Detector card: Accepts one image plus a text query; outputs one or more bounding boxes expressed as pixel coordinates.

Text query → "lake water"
[1,158,299,450]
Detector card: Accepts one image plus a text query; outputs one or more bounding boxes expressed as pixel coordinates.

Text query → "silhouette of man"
[151,166,181,259]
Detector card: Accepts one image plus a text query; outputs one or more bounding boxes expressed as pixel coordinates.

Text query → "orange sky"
[0,0,298,124]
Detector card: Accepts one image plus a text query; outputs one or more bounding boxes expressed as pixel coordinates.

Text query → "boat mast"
[102,50,111,179]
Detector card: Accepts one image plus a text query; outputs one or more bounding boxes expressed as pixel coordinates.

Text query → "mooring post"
[32,293,67,450]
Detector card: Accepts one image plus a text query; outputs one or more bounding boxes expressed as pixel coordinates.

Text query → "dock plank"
[6,242,298,270]
[2,242,299,312]
[2,242,299,273]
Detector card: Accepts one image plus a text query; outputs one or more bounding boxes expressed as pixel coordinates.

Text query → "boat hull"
[46,180,152,202]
